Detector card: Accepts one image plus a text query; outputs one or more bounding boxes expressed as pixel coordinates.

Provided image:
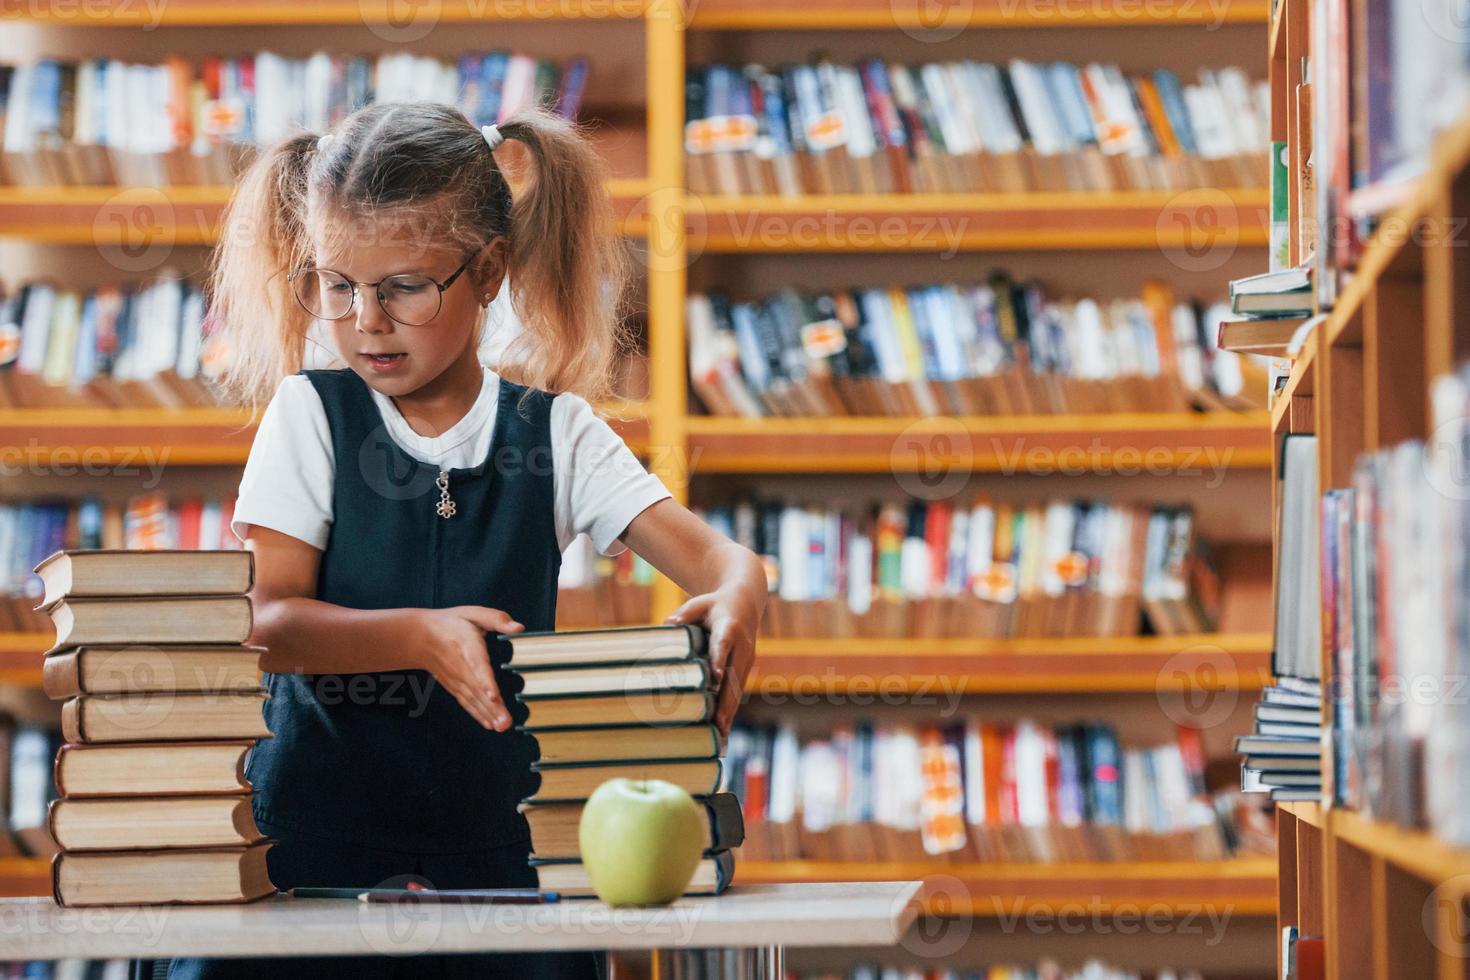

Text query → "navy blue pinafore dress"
[166,368,600,979]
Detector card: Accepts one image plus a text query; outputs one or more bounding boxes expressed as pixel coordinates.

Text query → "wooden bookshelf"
[6,0,653,23]
[0,858,49,898]
[741,859,1279,917]
[688,0,1270,29]
[0,180,653,244]
[1264,0,1470,958]
[3,409,1262,471]
[0,4,1278,959]
[690,190,1271,253]
[685,412,1273,472]
[749,633,1272,694]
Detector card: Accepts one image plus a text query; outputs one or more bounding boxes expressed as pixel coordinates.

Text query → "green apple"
[578,778,704,906]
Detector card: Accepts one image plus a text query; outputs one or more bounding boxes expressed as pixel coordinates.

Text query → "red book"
[176,499,203,552]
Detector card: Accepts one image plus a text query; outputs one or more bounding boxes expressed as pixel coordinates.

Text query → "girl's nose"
[354,286,392,334]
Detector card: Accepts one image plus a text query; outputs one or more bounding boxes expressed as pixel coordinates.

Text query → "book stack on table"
[34,549,275,907]
[502,625,743,897]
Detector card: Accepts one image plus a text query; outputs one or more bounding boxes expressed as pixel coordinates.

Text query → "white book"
[767,723,800,824]
[1070,298,1112,380]
[899,529,930,599]
[965,501,995,592]
[1039,502,1077,598]
[847,531,873,615]
[836,66,877,159]
[1183,82,1233,159]
[1216,67,1264,153]
[17,283,54,374]
[251,53,292,146]
[176,288,206,379]
[303,53,335,133]
[1008,60,1064,154]
[920,63,971,157]
[500,55,538,121]
[4,64,33,153]
[73,61,97,146]
[799,741,841,832]
[1013,720,1050,827]
[777,506,808,601]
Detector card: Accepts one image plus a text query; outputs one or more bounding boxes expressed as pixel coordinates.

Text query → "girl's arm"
[244,525,522,732]
[618,499,767,732]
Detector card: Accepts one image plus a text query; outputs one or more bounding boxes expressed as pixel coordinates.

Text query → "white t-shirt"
[232,367,670,557]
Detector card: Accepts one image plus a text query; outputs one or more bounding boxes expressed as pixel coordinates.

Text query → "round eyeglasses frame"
[287,253,478,327]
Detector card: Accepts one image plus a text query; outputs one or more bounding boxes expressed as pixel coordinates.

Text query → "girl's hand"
[665,585,762,734]
[415,606,524,731]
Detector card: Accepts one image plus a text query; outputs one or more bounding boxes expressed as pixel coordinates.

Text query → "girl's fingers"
[458,606,524,634]
[664,594,715,625]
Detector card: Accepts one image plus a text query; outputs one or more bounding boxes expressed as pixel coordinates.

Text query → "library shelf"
[0,633,49,687]
[688,190,1271,253]
[0,858,49,898]
[0,405,650,467]
[2,0,653,24]
[739,859,1279,917]
[688,0,1268,29]
[684,412,1273,473]
[747,633,1273,694]
[0,181,652,245]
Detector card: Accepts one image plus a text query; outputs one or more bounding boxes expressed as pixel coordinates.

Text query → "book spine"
[42,649,81,699]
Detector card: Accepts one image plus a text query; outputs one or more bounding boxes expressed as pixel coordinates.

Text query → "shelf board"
[2,0,651,24]
[0,857,49,898]
[689,0,1269,28]
[1330,810,1470,890]
[739,859,1279,916]
[686,412,1273,472]
[0,181,651,244]
[748,633,1272,694]
[0,405,649,466]
[1269,337,1317,434]
[689,189,1270,253]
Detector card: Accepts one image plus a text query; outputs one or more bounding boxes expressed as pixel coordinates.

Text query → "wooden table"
[0,882,923,978]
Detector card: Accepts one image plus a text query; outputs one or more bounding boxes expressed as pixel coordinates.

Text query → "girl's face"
[312,211,507,400]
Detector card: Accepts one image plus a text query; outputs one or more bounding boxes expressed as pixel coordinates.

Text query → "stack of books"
[699,496,1221,639]
[501,625,742,897]
[728,720,1257,864]
[0,51,589,188]
[1237,435,1322,802]
[689,279,1267,419]
[686,59,1269,196]
[33,549,275,907]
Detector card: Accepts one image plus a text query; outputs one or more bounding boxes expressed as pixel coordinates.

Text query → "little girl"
[165,102,765,980]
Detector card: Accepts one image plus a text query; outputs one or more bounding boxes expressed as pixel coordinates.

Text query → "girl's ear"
[470,236,510,307]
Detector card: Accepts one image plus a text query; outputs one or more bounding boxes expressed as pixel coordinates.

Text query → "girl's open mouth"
[363,353,408,371]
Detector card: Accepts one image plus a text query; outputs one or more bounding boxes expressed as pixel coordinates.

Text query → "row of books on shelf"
[724,721,1273,864]
[789,966,1206,980]
[0,497,652,634]
[0,277,222,410]
[688,279,1267,420]
[1302,0,1470,308]
[699,498,1220,639]
[1240,364,1470,833]
[686,60,1269,197]
[0,50,588,188]
[0,963,129,980]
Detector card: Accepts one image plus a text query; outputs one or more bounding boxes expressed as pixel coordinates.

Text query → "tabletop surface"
[0,881,924,960]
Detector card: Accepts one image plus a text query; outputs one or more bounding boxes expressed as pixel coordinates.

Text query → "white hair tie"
[481,124,504,151]
[317,133,333,152]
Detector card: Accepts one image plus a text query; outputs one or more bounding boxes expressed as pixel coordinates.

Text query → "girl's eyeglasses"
[288,254,476,327]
